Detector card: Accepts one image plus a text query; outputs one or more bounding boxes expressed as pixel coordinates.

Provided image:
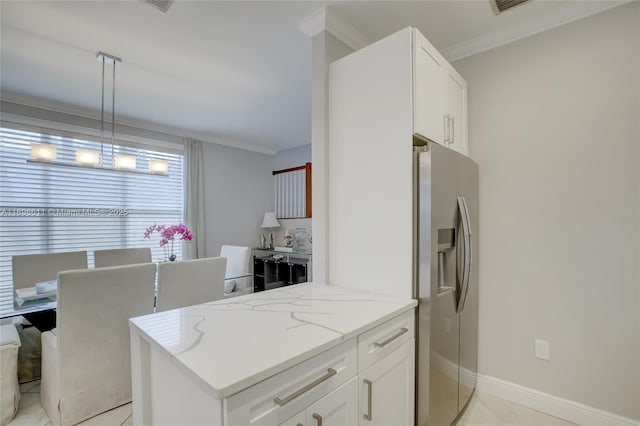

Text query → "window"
[274,163,312,219]
[0,125,184,312]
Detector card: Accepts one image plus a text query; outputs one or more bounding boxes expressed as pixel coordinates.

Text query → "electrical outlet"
[535,340,550,360]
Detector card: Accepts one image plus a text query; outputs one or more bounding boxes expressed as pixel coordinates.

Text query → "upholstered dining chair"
[40,263,156,426]
[155,257,227,312]
[219,245,252,296]
[11,251,88,290]
[94,247,152,268]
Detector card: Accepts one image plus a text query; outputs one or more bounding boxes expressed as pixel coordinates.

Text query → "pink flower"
[143,224,166,240]
[143,223,194,246]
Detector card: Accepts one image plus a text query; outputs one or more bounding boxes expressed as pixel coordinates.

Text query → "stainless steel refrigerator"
[414,140,479,426]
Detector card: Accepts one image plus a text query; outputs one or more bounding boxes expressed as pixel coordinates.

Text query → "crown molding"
[442,0,631,62]
[0,91,278,156]
[297,7,370,51]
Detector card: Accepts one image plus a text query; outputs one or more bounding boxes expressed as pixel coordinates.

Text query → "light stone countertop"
[129,282,417,399]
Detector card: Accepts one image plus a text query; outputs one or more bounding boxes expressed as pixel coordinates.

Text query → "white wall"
[454,2,640,420]
[201,142,273,257]
[310,32,354,284]
[273,144,311,171]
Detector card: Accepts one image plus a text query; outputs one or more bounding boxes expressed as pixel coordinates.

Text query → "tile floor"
[456,392,575,426]
[7,381,132,426]
[8,381,574,426]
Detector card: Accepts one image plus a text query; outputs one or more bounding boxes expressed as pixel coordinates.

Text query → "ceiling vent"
[140,0,174,13]
[492,0,529,14]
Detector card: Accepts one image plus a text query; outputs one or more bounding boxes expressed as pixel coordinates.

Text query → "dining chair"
[11,251,88,290]
[156,257,227,312]
[94,247,152,268]
[40,263,156,426]
[219,245,252,295]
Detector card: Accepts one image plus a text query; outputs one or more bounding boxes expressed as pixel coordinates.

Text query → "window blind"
[0,125,184,313]
[274,162,311,220]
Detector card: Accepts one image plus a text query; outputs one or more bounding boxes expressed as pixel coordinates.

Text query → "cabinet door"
[443,67,467,155]
[280,410,306,426]
[413,30,444,144]
[306,378,358,426]
[358,340,415,426]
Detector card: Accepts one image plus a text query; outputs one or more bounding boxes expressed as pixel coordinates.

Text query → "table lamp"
[260,212,280,249]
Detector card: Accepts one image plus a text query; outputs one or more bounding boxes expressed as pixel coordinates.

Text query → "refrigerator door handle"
[457,196,472,313]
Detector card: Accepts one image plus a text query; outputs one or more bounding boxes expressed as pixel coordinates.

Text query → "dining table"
[0,270,253,330]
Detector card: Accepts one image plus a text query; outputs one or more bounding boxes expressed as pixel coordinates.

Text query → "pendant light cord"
[111,58,116,164]
[100,56,105,166]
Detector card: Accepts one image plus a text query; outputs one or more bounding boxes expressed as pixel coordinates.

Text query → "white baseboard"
[477,374,640,426]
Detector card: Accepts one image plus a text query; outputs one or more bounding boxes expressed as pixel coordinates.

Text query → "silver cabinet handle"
[443,115,450,144]
[297,424,303,426]
[312,413,322,426]
[274,368,337,406]
[363,379,373,421]
[374,327,408,348]
[450,116,455,144]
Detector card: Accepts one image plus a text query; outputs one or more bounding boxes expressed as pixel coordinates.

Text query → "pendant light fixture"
[28,51,169,176]
[30,143,57,161]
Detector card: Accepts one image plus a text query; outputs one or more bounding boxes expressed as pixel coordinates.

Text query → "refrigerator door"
[416,142,478,426]
[417,143,459,426]
[456,153,479,414]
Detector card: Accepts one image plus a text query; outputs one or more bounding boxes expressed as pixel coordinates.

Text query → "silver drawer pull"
[274,368,337,406]
[363,379,373,421]
[374,327,408,348]
[313,413,323,426]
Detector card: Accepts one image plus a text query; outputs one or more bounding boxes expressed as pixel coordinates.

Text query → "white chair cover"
[156,257,227,312]
[0,324,21,426]
[12,251,87,290]
[94,247,152,268]
[40,263,156,426]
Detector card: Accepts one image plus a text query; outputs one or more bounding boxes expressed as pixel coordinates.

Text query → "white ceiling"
[0,0,629,154]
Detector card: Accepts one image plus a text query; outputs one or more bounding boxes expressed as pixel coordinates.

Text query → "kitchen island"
[129,282,417,425]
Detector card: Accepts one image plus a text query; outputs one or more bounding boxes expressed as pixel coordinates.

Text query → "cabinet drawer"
[225,339,357,425]
[358,310,414,372]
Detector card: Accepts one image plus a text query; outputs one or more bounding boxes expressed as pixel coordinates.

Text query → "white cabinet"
[358,340,415,426]
[357,311,415,426]
[305,378,358,426]
[280,410,305,426]
[226,339,357,425]
[226,312,415,426]
[358,310,414,371]
[329,27,468,299]
[414,30,444,145]
[442,67,467,154]
[131,306,415,426]
[413,28,468,155]
[279,379,359,426]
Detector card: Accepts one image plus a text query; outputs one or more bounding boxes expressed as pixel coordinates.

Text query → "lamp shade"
[76,149,101,166]
[149,159,168,174]
[113,154,136,170]
[260,212,280,228]
[30,143,57,161]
